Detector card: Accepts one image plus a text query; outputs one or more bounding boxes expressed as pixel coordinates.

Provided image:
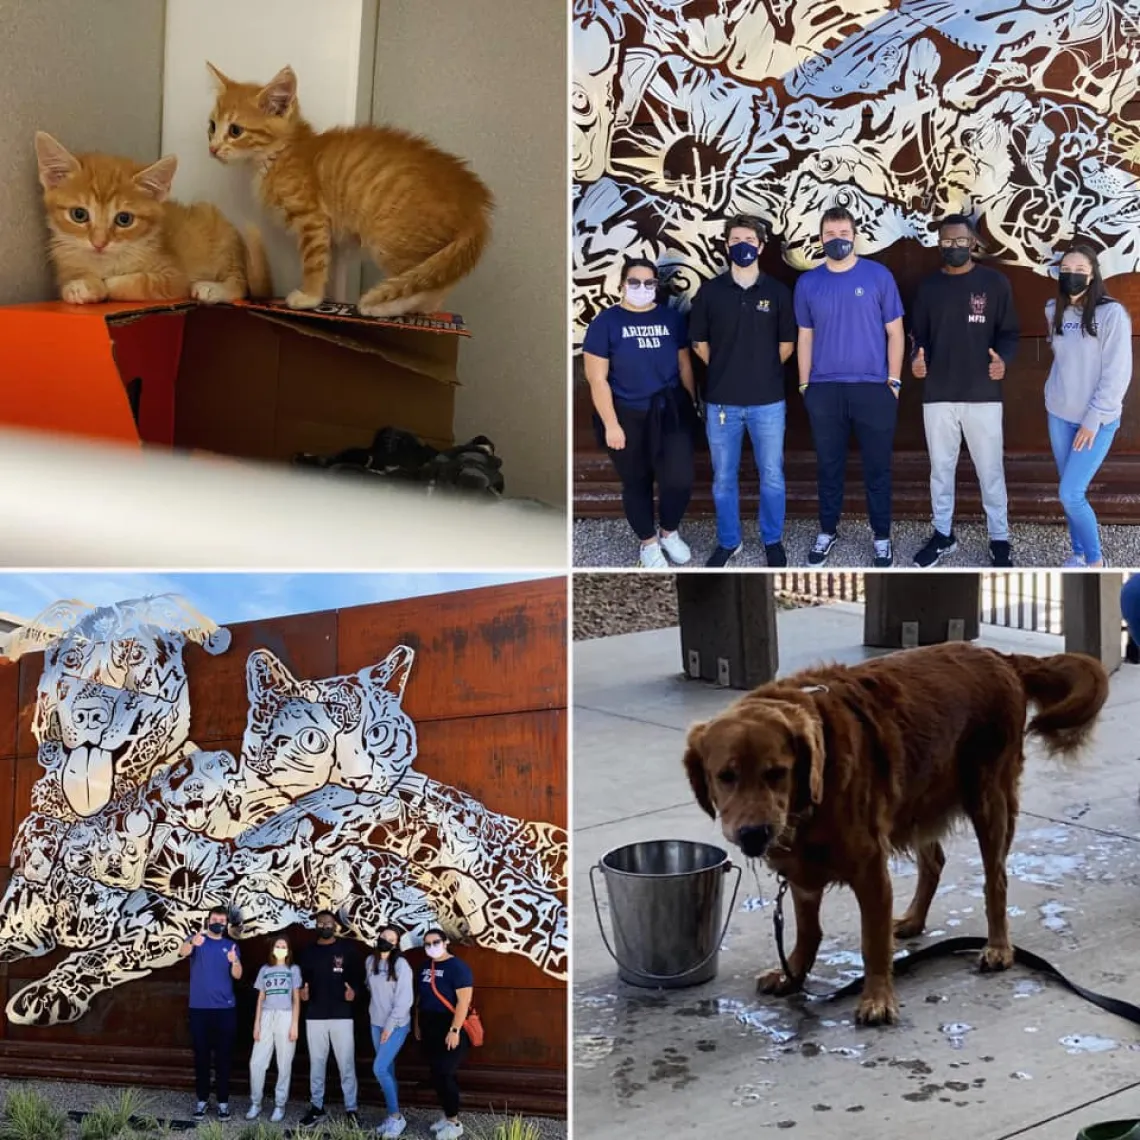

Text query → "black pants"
[603,397,695,541]
[189,1007,237,1104]
[420,1011,470,1118]
[804,381,898,538]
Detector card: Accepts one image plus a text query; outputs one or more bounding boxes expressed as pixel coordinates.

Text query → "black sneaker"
[1127,636,1140,665]
[873,537,894,568]
[913,530,958,568]
[193,1103,207,1121]
[217,1104,230,1121]
[989,540,1013,568]
[705,543,742,568]
[808,533,836,566]
[764,542,787,568]
[300,1105,328,1128]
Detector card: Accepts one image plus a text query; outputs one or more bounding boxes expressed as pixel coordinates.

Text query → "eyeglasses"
[625,277,657,287]
[424,940,444,948]
[939,238,973,248]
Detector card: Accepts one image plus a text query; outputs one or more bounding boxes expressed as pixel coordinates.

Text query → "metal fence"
[774,571,1136,639]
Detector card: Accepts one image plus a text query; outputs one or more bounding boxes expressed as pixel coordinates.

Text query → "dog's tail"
[242,225,273,298]
[1005,651,1109,756]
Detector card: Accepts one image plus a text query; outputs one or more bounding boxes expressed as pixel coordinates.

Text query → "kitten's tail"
[242,225,274,298]
[363,216,490,307]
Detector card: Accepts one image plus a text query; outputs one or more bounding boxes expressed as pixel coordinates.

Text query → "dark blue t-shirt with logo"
[188,935,239,1010]
[418,956,474,1014]
[582,303,688,410]
[793,258,904,384]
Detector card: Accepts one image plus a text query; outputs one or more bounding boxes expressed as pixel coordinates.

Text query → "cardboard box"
[0,299,468,460]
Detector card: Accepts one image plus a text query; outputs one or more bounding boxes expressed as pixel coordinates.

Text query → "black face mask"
[208,922,226,935]
[317,926,335,939]
[1059,272,1089,297]
[940,246,971,268]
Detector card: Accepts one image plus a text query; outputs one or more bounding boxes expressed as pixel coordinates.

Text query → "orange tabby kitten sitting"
[35,131,271,305]
[205,62,492,318]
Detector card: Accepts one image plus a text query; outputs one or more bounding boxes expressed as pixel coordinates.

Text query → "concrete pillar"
[1063,572,1123,673]
[676,574,778,690]
[863,572,981,648]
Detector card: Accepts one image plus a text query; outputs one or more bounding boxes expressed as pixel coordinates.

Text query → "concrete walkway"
[574,605,1140,1139]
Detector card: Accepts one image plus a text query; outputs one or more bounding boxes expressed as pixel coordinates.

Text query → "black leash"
[772,876,1140,1024]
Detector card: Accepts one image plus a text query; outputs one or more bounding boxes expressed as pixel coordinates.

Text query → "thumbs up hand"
[988,348,1005,380]
[345,983,356,1002]
[191,933,205,948]
[226,946,238,965]
[911,347,927,379]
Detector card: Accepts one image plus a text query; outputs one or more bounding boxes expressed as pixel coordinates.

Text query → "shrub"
[0,1086,67,1140]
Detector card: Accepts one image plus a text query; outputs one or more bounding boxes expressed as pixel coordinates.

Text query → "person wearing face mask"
[689,214,796,567]
[297,910,365,1129]
[1044,244,1133,568]
[246,936,302,1123]
[177,907,242,1121]
[909,214,1020,568]
[582,256,697,568]
[793,206,906,567]
[414,929,474,1140]
[365,927,414,1139]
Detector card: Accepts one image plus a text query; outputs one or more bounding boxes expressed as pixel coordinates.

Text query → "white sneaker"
[270,1107,286,1123]
[658,530,691,565]
[638,541,668,569]
[378,1115,407,1139]
[431,1121,449,1134]
[438,1124,465,1140]
[1063,553,1087,568]
[246,1103,261,1120]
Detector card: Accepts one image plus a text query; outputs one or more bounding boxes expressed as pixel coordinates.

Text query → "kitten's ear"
[206,61,233,89]
[34,131,80,189]
[245,649,298,702]
[365,644,415,699]
[134,155,178,201]
[258,65,297,115]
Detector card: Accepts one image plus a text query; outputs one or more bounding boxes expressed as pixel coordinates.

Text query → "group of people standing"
[181,909,475,1140]
[583,209,1134,569]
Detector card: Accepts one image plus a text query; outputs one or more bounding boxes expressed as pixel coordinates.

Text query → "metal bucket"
[590,839,741,988]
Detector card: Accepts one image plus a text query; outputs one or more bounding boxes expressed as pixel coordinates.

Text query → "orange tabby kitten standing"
[34,131,271,305]
[205,62,493,318]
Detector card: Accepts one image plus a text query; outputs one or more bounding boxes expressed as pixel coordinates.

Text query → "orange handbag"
[429,963,484,1047]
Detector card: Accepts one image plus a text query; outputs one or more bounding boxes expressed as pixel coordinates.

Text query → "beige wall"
[0,0,165,304]
[369,0,567,508]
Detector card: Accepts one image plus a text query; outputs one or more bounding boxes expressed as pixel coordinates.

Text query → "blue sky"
[0,572,559,625]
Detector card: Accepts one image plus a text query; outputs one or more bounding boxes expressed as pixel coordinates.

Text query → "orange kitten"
[34,131,271,305]
[205,62,492,318]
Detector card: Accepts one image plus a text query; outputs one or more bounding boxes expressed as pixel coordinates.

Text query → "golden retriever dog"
[683,641,1108,1026]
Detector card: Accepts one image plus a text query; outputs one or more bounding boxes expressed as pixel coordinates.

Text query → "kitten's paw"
[8,980,86,1026]
[191,280,240,304]
[285,289,323,310]
[61,279,107,305]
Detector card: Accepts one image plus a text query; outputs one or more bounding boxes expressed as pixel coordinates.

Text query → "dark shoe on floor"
[428,436,505,496]
[808,532,836,566]
[1075,1123,1140,1140]
[873,537,894,568]
[300,1105,328,1128]
[705,543,742,568]
[989,539,1013,567]
[764,542,787,568]
[216,1104,230,1121]
[1126,636,1140,664]
[193,1103,207,1121]
[913,530,958,568]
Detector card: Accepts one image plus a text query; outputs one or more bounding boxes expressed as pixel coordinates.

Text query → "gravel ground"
[573,573,805,640]
[574,515,1140,569]
[0,1078,565,1140]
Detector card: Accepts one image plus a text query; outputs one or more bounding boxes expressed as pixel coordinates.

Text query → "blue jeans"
[370,1022,410,1116]
[1047,413,1119,563]
[1122,575,1140,646]
[706,401,786,548]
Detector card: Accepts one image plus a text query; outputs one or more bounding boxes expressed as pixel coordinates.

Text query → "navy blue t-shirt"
[582,303,688,409]
[793,258,904,384]
[419,956,474,1014]
[188,935,239,1010]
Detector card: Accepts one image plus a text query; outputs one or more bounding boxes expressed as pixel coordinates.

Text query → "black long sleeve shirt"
[910,264,1020,403]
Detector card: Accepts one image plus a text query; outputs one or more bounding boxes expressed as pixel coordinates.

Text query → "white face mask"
[273,947,288,961]
[425,944,446,960]
[624,282,656,307]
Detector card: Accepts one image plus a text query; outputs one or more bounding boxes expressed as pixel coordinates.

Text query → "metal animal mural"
[572,0,1140,341]
[0,595,567,1026]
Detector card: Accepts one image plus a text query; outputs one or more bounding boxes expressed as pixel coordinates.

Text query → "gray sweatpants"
[923,401,1009,541]
[306,1019,358,1111]
[248,1009,297,1108]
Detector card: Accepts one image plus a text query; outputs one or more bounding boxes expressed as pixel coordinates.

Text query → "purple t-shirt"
[188,935,239,1010]
[793,259,904,383]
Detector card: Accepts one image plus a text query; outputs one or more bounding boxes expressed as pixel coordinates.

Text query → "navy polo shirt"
[689,271,796,406]
[582,303,688,410]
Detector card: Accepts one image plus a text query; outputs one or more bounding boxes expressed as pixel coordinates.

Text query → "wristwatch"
[887,376,901,391]
[448,1027,461,1036]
